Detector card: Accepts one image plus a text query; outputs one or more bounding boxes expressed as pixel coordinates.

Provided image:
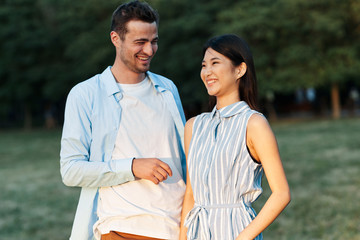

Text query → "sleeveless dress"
[184,101,263,240]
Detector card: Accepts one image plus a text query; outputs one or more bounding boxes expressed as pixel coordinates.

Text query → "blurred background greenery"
[1,0,360,129]
[1,0,360,239]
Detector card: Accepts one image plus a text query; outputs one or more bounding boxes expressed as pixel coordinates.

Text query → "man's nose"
[143,42,154,56]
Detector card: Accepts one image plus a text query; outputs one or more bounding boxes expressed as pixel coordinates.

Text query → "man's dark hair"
[111,0,159,40]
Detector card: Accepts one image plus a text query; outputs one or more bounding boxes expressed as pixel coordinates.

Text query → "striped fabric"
[184,101,263,240]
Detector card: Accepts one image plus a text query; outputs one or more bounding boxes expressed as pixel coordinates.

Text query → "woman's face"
[201,48,244,99]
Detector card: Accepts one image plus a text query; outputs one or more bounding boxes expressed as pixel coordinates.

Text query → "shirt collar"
[101,66,120,97]
[100,66,168,97]
[146,71,169,93]
[211,101,249,119]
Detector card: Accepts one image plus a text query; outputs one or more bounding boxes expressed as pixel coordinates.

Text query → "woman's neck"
[215,93,240,110]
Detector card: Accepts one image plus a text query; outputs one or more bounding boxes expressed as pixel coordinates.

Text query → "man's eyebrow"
[134,38,149,42]
[134,37,159,42]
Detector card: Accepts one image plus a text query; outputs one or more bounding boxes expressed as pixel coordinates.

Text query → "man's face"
[118,20,158,74]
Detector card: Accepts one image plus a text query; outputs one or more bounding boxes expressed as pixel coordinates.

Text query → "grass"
[0,118,359,239]
[253,118,360,240]
[0,129,79,240]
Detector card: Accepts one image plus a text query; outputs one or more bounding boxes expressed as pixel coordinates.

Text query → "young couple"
[60,1,290,240]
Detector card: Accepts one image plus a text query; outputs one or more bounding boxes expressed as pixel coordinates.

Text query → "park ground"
[0,117,360,240]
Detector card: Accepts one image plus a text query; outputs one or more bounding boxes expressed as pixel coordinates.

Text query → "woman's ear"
[237,62,247,80]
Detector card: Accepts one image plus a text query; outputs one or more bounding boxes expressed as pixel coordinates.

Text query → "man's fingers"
[131,158,173,183]
[150,176,160,185]
[155,167,168,181]
[153,171,166,183]
[158,161,172,177]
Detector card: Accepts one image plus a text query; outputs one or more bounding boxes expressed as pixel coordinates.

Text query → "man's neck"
[111,63,146,84]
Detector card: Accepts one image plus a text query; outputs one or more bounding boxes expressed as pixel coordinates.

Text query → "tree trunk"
[24,103,32,130]
[264,91,277,121]
[331,83,341,119]
[265,100,277,121]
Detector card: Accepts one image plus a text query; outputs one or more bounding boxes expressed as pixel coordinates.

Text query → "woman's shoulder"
[247,112,268,129]
[185,116,196,130]
[247,113,273,142]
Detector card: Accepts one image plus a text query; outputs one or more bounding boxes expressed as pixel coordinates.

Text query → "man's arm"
[60,87,136,187]
[60,86,172,188]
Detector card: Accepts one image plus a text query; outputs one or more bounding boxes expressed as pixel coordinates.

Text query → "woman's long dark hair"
[203,34,259,110]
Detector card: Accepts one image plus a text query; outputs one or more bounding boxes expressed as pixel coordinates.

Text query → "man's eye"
[135,41,146,45]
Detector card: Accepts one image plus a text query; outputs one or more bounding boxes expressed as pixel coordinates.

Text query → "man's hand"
[132,158,172,184]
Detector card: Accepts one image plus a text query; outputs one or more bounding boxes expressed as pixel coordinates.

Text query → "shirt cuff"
[110,157,136,184]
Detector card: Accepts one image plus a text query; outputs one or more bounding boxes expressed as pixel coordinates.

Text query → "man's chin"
[137,65,150,73]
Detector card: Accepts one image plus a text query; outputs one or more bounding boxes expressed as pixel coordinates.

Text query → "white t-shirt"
[93,77,185,240]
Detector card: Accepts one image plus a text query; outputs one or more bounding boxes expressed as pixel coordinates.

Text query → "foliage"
[151,0,236,108]
[1,0,360,126]
[0,0,54,122]
[0,0,120,127]
[214,0,360,94]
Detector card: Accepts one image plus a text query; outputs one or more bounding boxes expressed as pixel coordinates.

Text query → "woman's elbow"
[282,189,291,206]
[274,188,291,208]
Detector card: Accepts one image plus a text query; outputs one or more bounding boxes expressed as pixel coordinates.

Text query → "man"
[60,1,186,240]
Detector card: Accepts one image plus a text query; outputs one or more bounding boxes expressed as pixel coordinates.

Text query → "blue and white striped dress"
[184,101,263,240]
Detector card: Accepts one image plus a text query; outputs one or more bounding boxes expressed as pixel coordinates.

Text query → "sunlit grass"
[0,118,359,239]
[0,129,79,240]
[253,118,360,240]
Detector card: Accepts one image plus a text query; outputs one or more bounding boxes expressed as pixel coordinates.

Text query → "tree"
[0,0,55,128]
[151,0,237,117]
[0,0,120,128]
[214,0,360,118]
[1,0,359,128]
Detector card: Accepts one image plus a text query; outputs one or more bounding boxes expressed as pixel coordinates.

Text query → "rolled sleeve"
[60,81,136,188]
[109,157,136,184]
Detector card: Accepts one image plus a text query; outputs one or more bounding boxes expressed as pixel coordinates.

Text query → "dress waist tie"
[184,202,250,240]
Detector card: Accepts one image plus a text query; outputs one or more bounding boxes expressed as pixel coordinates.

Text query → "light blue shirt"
[60,66,186,240]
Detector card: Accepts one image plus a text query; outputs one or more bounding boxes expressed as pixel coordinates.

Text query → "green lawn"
[1,118,359,240]
[254,118,360,240]
[0,129,79,240]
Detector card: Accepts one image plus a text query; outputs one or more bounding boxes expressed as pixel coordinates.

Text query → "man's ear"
[110,31,121,48]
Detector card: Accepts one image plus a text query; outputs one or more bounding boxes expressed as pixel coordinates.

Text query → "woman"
[179,34,291,240]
